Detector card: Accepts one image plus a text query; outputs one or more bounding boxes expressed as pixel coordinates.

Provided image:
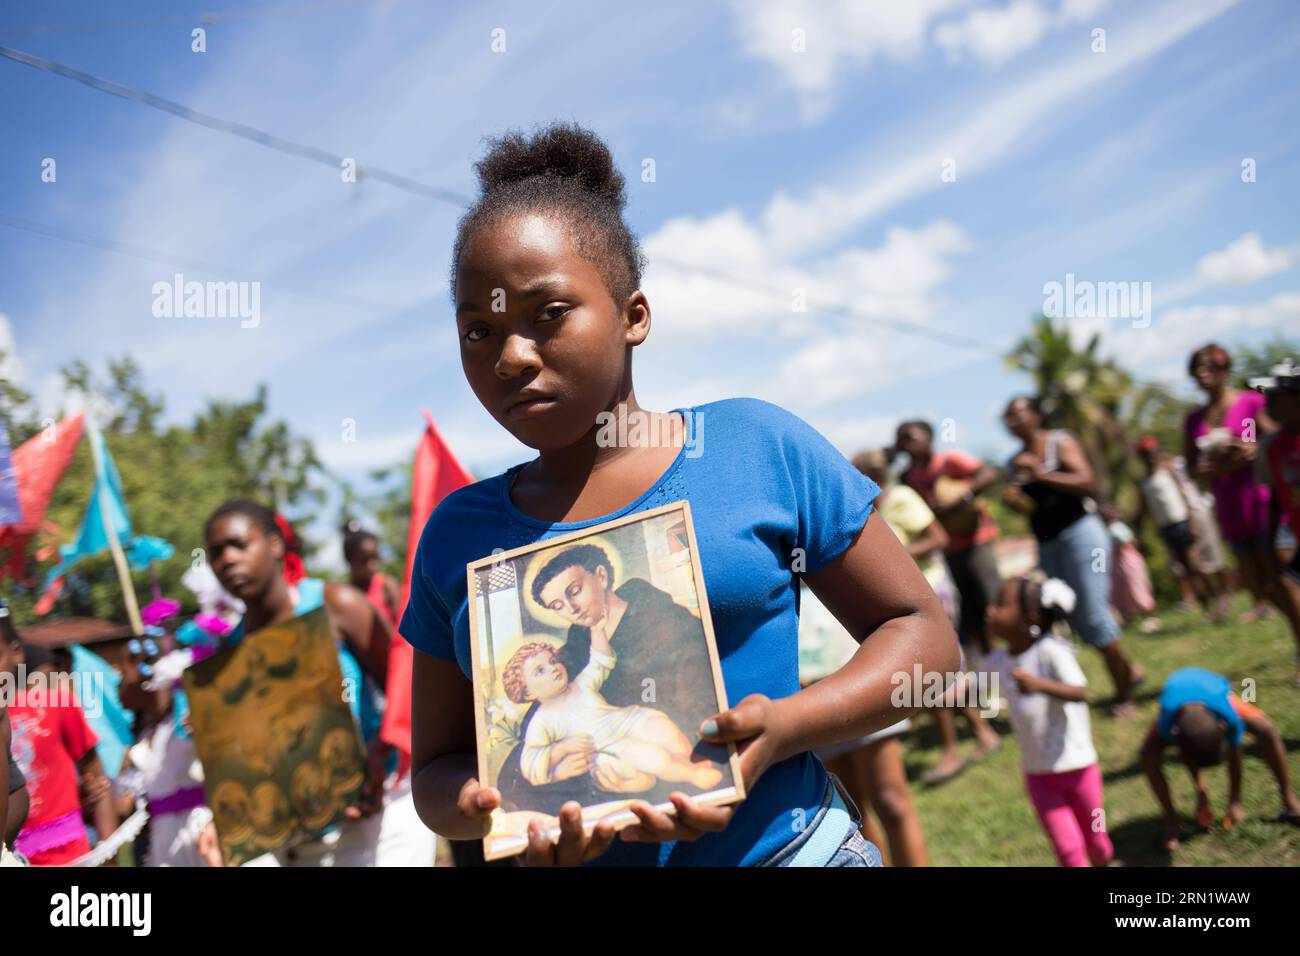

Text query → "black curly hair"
[451,122,646,305]
[1175,706,1227,769]
[341,519,378,562]
[1017,574,1069,631]
[530,543,615,608]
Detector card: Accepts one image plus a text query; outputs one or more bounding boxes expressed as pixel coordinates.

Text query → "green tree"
[1231,336,1300,388]
[0,349,40,445]
[3,357,327,627]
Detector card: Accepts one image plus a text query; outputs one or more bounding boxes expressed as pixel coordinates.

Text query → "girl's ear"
[622,291,651,346]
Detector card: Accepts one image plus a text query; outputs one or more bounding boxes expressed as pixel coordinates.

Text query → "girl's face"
[522,649,568,702]
[895,426,930,462]
[347,537,380,584]
[1191,357,1229,394]
[538,564,610,628]
[206,514,283,605]
[985,579,1032,650]
[1001,399,1040,442]
[454,212,649,451]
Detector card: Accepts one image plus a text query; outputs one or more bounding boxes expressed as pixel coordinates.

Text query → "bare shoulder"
[323,581,371,622]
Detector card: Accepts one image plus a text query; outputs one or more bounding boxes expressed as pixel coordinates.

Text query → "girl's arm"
[699,514,956,776]
[77,752,119,851]
[1027,433,1097,497]
[1013,670,1088,702]
[324,583,391,685]
[968,462,1000,497]
[1140,726,1180,828]
[410,651,496,840]
[791,515,960,750]
[383,575,402,623]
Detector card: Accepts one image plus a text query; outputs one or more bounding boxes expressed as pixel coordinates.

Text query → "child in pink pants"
[986,574,1114,867]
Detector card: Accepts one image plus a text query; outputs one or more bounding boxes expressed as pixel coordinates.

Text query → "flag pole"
[86,417,143,636]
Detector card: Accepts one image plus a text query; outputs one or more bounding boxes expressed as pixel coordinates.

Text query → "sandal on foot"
[922,757,970,787]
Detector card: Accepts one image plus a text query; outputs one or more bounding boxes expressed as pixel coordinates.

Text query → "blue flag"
[44,427,172,584]
[70,644,136,778]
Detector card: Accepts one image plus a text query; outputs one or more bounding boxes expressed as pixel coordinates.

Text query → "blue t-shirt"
[400,397,880,866]
[1157,668,1244,748]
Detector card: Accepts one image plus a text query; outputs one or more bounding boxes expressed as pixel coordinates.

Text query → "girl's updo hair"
[1018,572,1077,634]
[451,123,646,305]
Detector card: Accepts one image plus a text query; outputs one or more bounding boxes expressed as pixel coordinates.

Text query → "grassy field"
[904,596,1300,867]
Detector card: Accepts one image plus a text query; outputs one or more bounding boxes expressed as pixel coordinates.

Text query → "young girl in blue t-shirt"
[403,123,960,867]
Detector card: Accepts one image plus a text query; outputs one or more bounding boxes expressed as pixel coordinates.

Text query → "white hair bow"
[1039,577,1077,615]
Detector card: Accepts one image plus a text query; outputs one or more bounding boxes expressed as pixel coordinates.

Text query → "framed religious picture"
[182,606,366,866]
[467,500,743,861]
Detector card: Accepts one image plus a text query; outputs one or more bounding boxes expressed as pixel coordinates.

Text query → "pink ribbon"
[14,809,85,858]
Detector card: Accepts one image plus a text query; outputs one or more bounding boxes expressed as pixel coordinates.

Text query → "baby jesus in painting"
[502,622,722,794]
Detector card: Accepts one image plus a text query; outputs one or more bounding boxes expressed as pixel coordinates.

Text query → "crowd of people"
[3,123,1299,869]
[797,345,1300,866]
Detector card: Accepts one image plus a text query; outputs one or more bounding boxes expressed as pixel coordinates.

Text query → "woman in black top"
[1002,396,1142,715]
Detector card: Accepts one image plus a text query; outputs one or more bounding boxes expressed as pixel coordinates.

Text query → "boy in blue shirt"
[1140,667,1300,850]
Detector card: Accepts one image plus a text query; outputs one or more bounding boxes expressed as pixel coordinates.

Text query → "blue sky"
[2,0,1298,561]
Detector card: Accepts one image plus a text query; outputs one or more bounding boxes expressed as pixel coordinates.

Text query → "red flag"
[380,412,474,774]
[0,414,84,581]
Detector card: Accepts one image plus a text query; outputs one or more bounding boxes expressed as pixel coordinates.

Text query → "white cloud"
[935,0,1053,67]
[314,428,419,475]
[1059,0,1110,21]
[1196,232,1292,286]
[642,218,973,347]
[752,0,1241,260]
[728,0,972,117]
[809,413,900,456]
[1106,291,1300,376]
[731,0,1120,110]
[773,333,895,406]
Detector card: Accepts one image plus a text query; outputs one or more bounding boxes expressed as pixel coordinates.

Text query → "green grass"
[906,597,1300,866]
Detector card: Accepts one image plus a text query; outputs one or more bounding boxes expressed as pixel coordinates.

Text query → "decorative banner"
[41,424,172,595]
[380,411,474,773]
[2,413,82,536]
[44,426,130,581]
[0,413,83,581]
[183,607,365,866]
[70,644,137,778]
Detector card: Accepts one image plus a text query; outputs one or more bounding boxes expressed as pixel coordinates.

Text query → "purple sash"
[148,786,207,817]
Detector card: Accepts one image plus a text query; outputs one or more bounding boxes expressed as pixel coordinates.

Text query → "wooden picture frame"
[465,500,744,861]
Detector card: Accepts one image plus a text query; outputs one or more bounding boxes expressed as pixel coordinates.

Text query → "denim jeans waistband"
[757,772,863,867]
